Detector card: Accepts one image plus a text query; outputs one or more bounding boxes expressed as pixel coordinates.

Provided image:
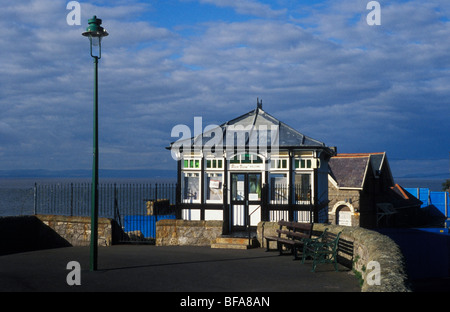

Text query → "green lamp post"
[82,16,108,271]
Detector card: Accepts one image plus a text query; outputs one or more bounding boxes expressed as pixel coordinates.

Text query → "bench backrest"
[276,220,313,240]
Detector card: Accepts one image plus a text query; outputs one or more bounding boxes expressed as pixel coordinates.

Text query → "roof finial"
[257,97,262,109]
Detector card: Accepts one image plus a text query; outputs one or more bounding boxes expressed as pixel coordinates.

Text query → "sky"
[0,0,449,180]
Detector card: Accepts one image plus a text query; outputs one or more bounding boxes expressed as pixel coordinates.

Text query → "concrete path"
[0,245,361,292]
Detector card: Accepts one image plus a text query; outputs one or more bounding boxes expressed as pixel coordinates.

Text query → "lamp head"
[82,16,108,46]
[82,16,108,58]
[82,16,108,38]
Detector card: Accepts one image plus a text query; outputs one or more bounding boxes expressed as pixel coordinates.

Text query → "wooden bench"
[264,220,313,260]
[302,230,342,272]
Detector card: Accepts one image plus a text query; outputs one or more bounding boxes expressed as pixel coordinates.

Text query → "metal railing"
[269,183,311,204]
[34,182,178,242]
[34,182,177,217]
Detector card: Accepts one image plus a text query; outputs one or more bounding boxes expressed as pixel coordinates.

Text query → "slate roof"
[328,155,371,189]
[168,105,334,154]
[328,152,391,189]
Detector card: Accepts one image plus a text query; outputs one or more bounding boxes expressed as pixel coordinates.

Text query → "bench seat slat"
[287,232,309,239]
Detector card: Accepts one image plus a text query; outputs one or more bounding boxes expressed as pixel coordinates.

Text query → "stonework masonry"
[36,214,113,247]
[328,187,361,226]
[156,219,223,246]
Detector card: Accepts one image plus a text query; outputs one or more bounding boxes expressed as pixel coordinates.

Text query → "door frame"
[230,172,262,232]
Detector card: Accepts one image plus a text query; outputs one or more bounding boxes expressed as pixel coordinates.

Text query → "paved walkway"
[0,245,361,292]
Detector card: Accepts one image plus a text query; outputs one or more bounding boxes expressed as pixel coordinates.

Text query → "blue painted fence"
[124,215,176,238]
[405,188,449,218]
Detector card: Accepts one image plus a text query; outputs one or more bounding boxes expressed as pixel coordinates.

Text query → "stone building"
[328,152,422,228]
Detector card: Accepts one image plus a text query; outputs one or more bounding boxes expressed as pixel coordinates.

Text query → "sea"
[1,176,447,217]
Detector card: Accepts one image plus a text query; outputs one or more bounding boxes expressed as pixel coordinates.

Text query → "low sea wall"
[0,215,114,255]
[35,214,114,247]
[156,219,223,246]
[257,222,411,292]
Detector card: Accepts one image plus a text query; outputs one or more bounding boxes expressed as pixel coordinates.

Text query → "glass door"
[247,173,262,228]
[230,173,261,232]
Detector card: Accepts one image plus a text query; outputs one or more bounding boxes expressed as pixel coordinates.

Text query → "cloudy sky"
[0,0,449,179]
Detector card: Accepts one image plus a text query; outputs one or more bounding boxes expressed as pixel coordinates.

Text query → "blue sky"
[0,0,449,179]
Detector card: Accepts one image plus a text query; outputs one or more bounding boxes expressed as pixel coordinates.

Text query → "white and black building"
[167,102,336,234]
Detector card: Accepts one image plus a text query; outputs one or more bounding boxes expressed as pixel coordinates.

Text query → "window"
[182,172,200,202]
[206,173,223,201]
[206,159,223,169]
[295,158,315,169]
[183,159,200,169]
[230,153,263,164]
[271,158,288,169]
[295,173,311,202]
[269,173,288,204]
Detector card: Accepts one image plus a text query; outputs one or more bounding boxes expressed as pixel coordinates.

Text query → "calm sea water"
[0,177,446,217]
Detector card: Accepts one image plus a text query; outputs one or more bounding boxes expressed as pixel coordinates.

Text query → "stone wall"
[0,215,114,255]
[156,219,223,246]
[257,222,411,292]
[328,182,361,227]
[35,215,113,247]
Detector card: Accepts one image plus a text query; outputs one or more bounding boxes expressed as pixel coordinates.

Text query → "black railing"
[34,182,177,218]
[34,182,178,242]
[270,184,288,203]
[269,183,311,204]
[265,183,314,223]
